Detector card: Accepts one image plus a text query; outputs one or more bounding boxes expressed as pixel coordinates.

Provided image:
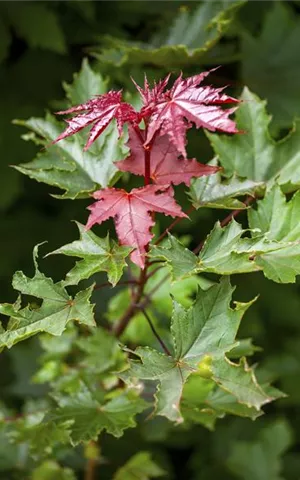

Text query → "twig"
[154,206,194,245]
[139,307,171,356]
[145,272,169,300]
[113,254,149,337]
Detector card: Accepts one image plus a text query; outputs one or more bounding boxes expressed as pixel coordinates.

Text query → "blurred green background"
[1,1,300,478]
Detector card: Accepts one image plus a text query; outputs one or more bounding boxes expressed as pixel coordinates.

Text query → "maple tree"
[2,38,300,477]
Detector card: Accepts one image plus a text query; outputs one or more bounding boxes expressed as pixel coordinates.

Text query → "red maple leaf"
[116,125,219,185]
[54,91,138,150]
[131,73,171,111]
[86,185,187,268]
[134,70,239,157]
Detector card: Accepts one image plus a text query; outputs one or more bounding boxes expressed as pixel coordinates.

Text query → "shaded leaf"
[11,418,71,459]
[227,420,293,480]
[76,327,127,374]
[6,3,66,54]
[181,375,262,431]
[31,461,76,480]
[0,246,95,349]
[242,2,300,128]
[113,451,165,480]
[92,1,245,68]
[106,264,213,346]
[50,387,148,444]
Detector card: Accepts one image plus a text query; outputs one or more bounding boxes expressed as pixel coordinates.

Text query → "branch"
[113,267,147,337]
[85,458,97,480]
[84,441,99,480]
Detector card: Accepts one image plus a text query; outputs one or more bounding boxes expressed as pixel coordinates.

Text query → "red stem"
[155,206,195,245]
[144,146,151,186]
[113,125,153,337]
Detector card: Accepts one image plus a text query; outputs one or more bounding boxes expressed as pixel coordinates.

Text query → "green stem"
[140,307,171,356]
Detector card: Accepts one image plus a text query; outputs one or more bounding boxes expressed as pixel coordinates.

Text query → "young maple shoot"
[54,70,236,268]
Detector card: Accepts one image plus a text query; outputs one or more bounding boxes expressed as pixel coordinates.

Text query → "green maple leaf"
[93,0,245,68]
[150,222,286,280]
[11,419,71,458]
[13,60,126,199]
[0,246,95,349]
[113,452,165,480]
[182,377,283,432]
[181,375,263,431]
[32,461,76,480]
[207,88,300,191]
[34,326,127,386]
[189,159,263,210]
[76,327,127,374]
[49,222,131,287]
[151,187,300,284]
[248,186,300,283]
[227,420,293,480]
[63,58,108,105]
[125,278,272,423]
[242,2,300,128]
[49,387,148,444]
